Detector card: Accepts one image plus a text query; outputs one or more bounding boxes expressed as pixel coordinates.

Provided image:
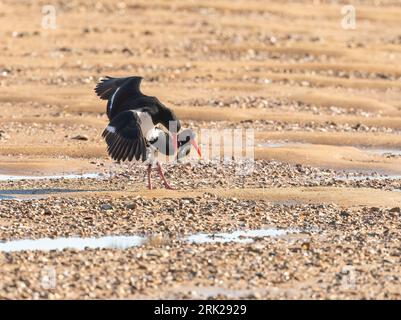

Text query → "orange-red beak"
[191,140,202,157]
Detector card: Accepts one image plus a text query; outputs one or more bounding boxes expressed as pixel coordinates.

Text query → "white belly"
[134,111,155,140]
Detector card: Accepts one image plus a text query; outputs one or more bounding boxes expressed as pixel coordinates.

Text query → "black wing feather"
[127,143,135,162]
[102,110,147,162]
[95,76,143,100]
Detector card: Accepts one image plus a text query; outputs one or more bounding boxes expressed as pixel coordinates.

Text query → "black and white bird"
[95,76,201,189]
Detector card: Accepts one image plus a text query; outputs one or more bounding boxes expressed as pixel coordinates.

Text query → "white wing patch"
[106,125,116,133]
[147,128,160,143]
[109,86,121,113]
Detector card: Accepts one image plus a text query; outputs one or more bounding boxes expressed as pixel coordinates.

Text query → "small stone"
[126,203,136,209]
[247,292,262,299]
[122,48,133,56]
[71,135,88,141]
[301,242,311,250]
[100,204,113,211]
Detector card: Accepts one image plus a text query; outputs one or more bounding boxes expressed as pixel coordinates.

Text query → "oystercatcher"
[95,76,201,189]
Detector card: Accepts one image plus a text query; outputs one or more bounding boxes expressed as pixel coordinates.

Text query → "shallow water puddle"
[172,285,270,299]
[0,235,146,252]
[186,228,295,244]
[362,147,401,156]
[0,188,94,201]
[335,174,401,181]
[257,141,301,148]
[0,173,102,181]
[0,228,301,252]
[0,194,44,201]
[259,142,401,157]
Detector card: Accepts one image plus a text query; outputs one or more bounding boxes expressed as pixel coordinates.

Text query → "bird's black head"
[176,128,201,160]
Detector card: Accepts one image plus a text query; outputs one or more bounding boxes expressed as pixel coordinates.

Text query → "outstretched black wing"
[95,76,142,100]
[102,110,147,162]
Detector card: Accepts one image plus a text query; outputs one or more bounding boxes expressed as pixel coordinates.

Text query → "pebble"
[71,135,89,141]
[100,204,113,211]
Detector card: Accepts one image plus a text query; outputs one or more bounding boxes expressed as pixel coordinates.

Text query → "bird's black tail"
[94,76,142,100]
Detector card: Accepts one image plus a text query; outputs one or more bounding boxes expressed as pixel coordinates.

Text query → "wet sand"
[0,0,401,299]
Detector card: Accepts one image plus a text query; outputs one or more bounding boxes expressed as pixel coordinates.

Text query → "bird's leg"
[147,164,153,190]
[156,162,174,189]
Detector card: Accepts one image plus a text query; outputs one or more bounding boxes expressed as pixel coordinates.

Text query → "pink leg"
[157,162,174,189]
[147,164,153,190]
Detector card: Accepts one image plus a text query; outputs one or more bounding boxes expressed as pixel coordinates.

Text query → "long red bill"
[191,140,202,157]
